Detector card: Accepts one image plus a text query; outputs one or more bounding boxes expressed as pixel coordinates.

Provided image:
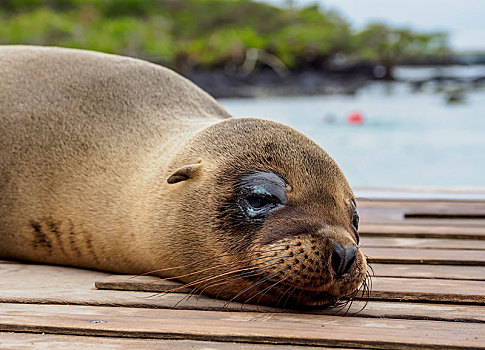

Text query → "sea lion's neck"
[118,117,225,272]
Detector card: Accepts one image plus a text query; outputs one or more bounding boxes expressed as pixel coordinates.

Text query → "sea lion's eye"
[352,209,359,231]
[238,172,287,218]
[246,195,276,210]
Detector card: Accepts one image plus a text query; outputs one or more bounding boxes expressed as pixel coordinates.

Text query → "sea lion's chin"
[229,264,366,309]
[258,267,366,308]
[275,268,366,308]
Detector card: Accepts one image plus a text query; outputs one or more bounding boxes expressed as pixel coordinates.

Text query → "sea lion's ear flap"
[167,160,203,184]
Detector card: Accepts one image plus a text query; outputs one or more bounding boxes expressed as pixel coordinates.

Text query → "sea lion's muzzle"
[243,223,367,307]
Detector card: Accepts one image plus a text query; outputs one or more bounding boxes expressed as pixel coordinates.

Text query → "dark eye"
[352,209,359,231]
[238,172,287,219]
[246,195,275,210]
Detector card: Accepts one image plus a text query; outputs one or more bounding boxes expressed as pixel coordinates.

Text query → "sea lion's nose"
[331,243,357,278]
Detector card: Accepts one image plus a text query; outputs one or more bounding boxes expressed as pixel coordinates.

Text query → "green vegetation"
[0,0,450,75]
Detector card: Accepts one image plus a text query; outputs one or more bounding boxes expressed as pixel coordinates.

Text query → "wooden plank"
[2,263,485,322]
[354,188,485,201]
[361,237,485,250]
[96,274,485,304]
[357,200,485,229]
[0,263,277,313]
[0,265,483,320]
[362,247,485,265]
[95,275,193,293]
[0,332,333,350]
[0,303,483,349]
[94,274,193,292]
[370,263,485,281]
[357,200,485,221]
[356,199,485,209]
[359,223,485,239]
[370,277,485,303]
[333,301,485,323]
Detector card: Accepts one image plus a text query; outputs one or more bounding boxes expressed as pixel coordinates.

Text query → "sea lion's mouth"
[237,277,349,308]
[269,283,369,309]
[282,288,338,307]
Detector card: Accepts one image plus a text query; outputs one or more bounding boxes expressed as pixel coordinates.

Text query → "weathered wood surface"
[370,263,485,280]
[0,263,276,312]
[355,188,485,201]
[95,274,485,304]
[0,332,335,350]
[361,237,485,250]
[359,223,485,239]
[363,247,485,265]
[357,200,485,227]
[370,277,485,303]
[0,303,483,349]
[356,199,485,211]
[1,263,485,322]
[2,197,485,349]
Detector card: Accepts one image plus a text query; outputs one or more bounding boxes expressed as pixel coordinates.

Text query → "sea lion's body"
[0,46,366,307]
[0,46,230,272]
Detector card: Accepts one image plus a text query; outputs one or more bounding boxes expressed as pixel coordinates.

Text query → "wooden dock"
[1,191,484,349]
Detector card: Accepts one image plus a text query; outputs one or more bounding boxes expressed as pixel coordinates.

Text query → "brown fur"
[0,46,366,307]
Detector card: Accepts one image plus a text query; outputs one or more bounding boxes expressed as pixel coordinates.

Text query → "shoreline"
[185,64,485,99]
[186,69,371,98]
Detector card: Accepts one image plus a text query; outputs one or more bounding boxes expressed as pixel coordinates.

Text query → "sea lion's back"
[0,45,230,203]
[0,45,230,127]
[0,46,230,261]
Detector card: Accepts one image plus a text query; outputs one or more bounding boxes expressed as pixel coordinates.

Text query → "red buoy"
[347,111,364,125]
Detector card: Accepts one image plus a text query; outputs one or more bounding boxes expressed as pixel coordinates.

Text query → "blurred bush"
[0,0,450,74]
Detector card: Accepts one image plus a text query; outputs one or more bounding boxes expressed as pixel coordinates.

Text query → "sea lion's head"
[163,118,367,308]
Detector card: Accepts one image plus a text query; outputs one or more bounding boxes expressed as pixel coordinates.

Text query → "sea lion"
[0,46,367,308]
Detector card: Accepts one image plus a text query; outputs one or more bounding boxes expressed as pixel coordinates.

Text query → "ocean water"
[218,71,485,188]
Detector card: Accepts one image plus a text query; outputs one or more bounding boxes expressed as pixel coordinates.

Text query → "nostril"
[342,245,357,275]
[331,243,358,278]
[331,242,345,276]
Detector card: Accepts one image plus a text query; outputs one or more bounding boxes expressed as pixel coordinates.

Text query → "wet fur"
[0,46,366,307]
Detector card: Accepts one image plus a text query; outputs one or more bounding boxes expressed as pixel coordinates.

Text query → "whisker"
[149,254,287,298]
[174,259,286,307]
[250,269,302,307]
[135,245,289,277]
[278,285,297,308]
[147,265,261,297]
[189,253,292,298]
[184,269,275,308]
[345,267,373,315]
[326,259,374,316]
[224,266,291,308]
[143,253,283,285]
[195,259,287,298]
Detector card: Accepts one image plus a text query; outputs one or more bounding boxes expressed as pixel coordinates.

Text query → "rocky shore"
[186,64,485,99]
[187,69,371,98]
